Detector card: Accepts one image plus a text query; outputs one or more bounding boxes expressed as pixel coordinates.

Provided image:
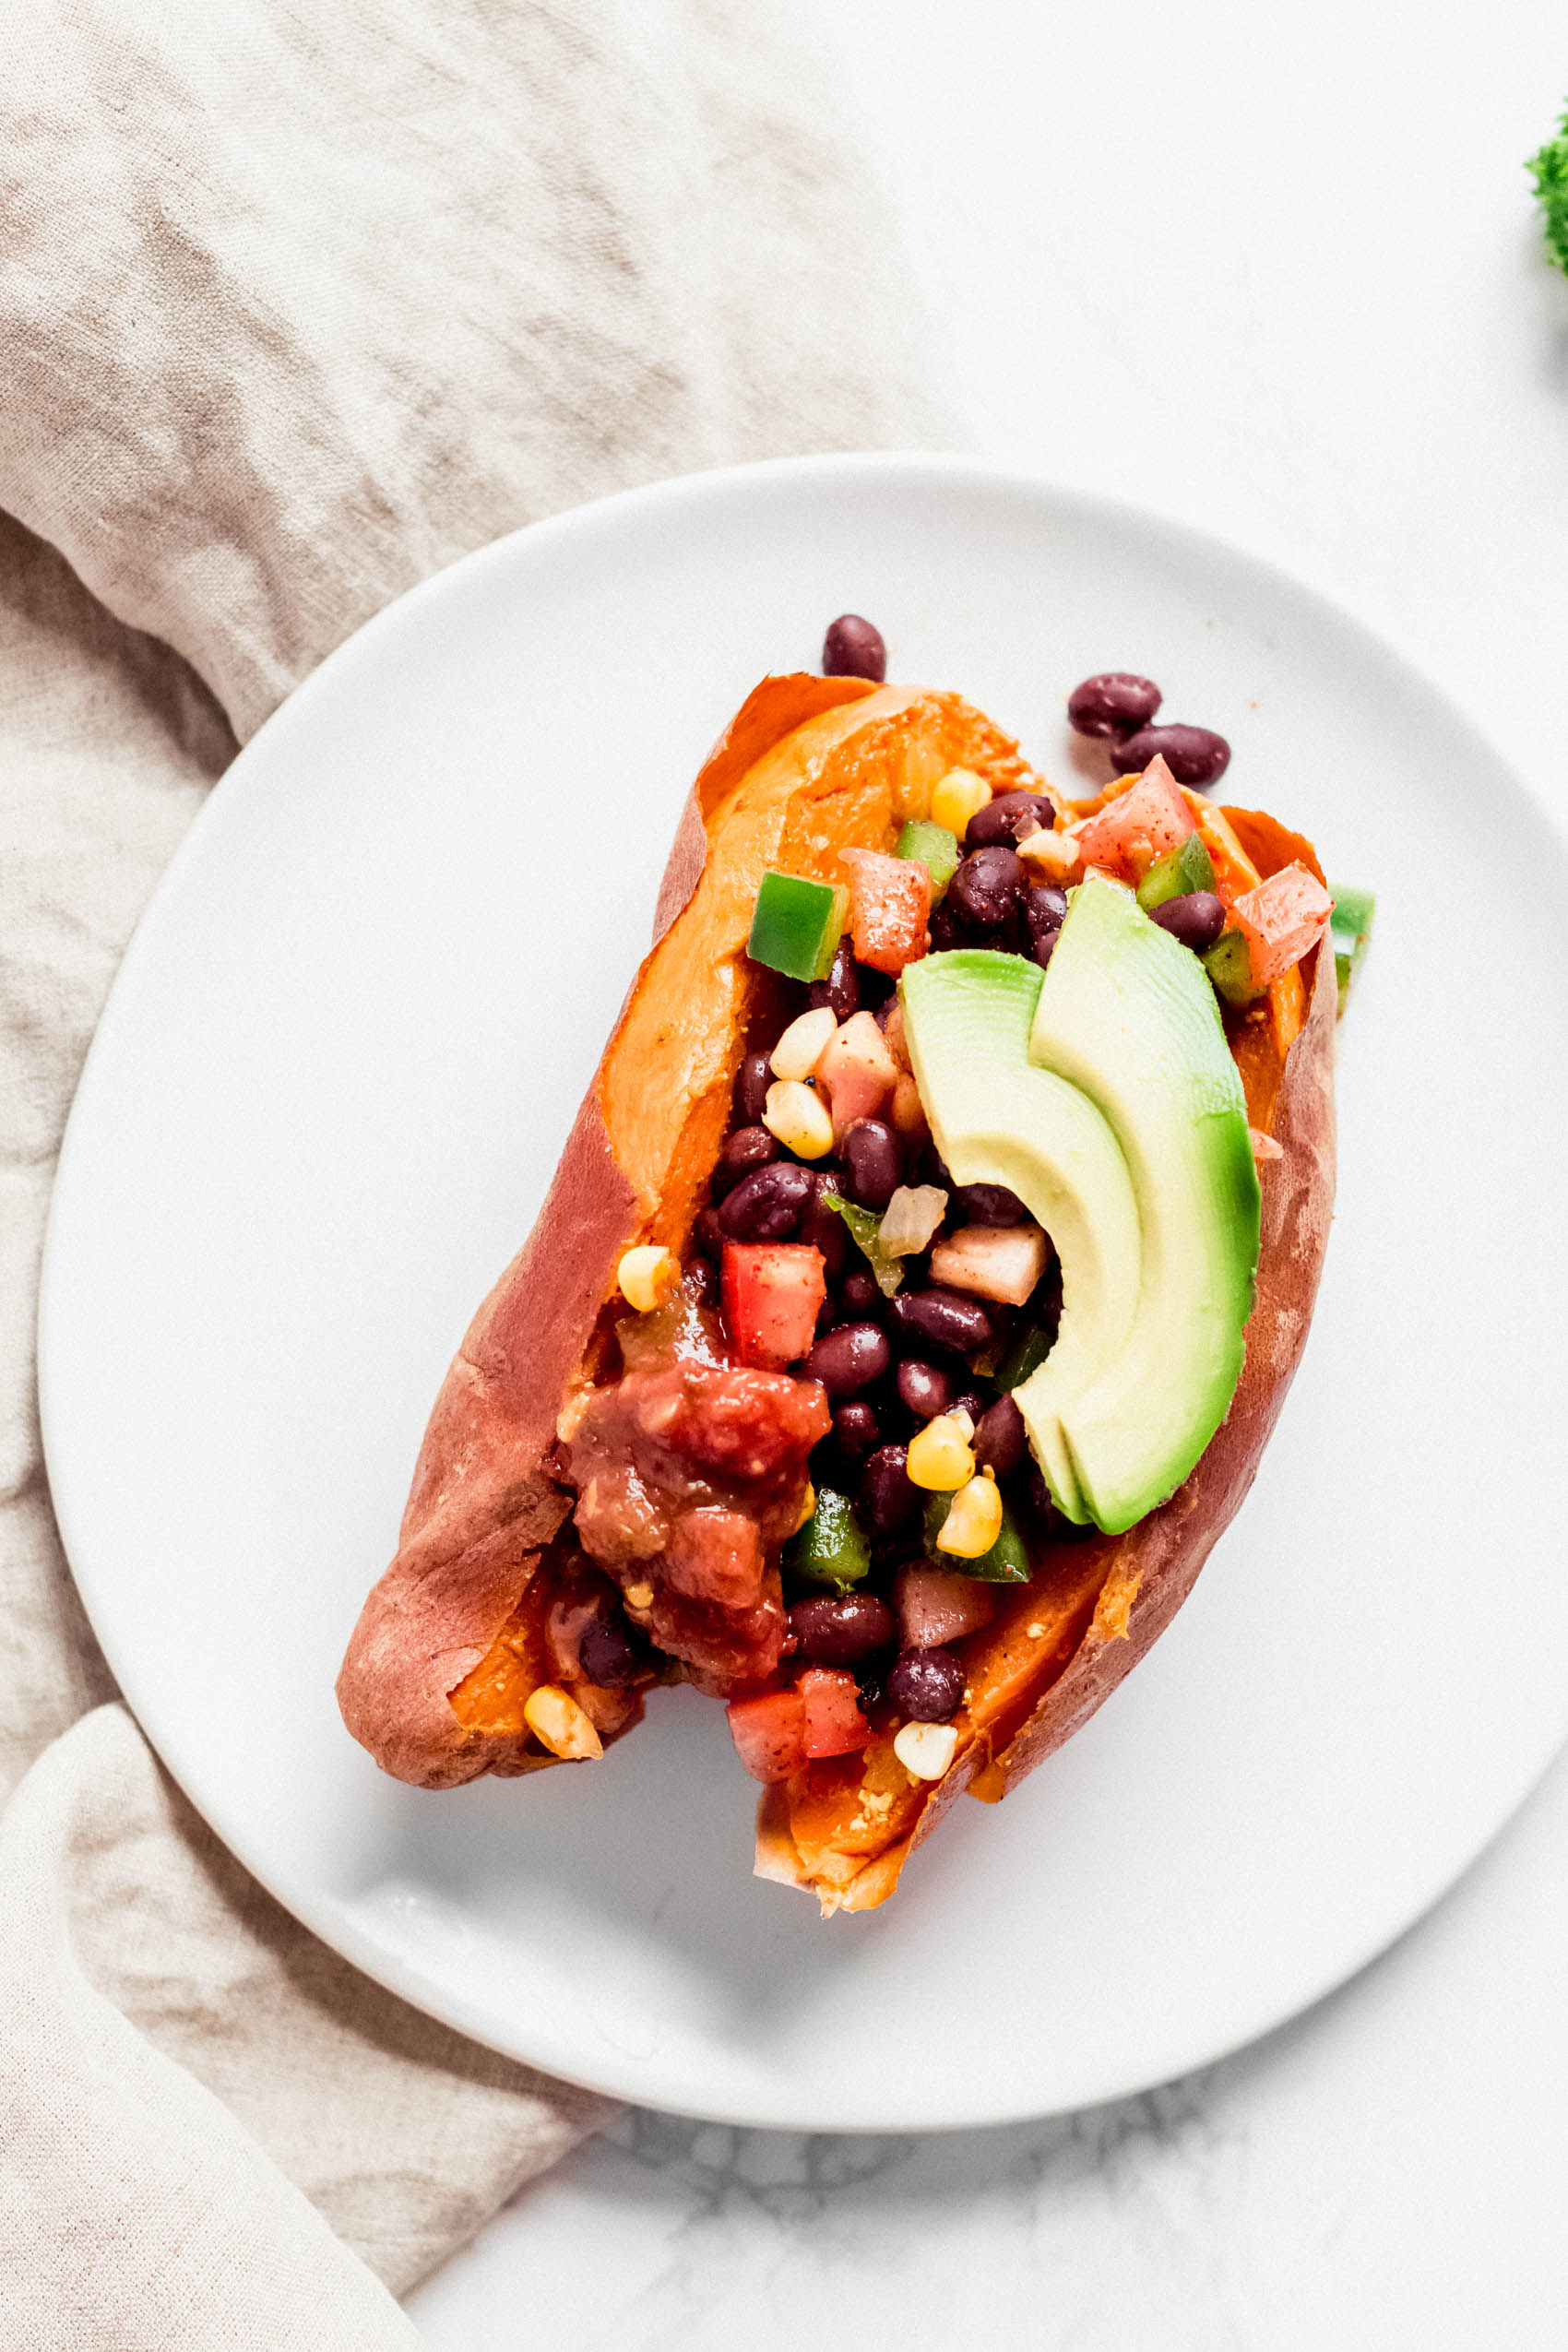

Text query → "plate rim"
[37,448,1568,2132]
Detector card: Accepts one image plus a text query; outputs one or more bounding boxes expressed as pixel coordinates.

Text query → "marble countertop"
[412,4,1568,2340]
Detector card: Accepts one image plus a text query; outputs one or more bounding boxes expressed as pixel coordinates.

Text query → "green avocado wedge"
[899,950,1141,1523]
[1025,871,1260,1533]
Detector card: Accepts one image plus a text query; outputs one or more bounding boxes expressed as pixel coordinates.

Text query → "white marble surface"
[411,4,1568,2342]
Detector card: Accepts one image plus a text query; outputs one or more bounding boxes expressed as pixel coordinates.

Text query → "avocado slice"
[899,950,1141,1523]
[1026,872,1260,1532]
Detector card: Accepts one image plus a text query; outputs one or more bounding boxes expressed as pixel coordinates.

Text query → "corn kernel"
[763,1077,835,1159]
[936,1471,1004,1558]
[523,1683,604,1761]
[930,766,992,837]
[624,1581,655,1610]
[791,1480,816,1534]
[770,1004,838,1083]
[906,1413,976,1491]
[616,1244,679,1314]
[894,1720,959,1780]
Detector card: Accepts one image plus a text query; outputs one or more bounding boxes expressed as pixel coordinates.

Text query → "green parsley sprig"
[1527,107,1568,276]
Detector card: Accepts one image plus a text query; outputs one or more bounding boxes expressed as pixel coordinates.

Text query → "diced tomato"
[721,1242,826,1370]
[1228,861,1334,989]
[839,848,931,974]
[796,1666,871,1759]
[817,1009,898,1139]
[1073,755,1195,883]
[728,1688,806,1781]
[894,1564,996,1649]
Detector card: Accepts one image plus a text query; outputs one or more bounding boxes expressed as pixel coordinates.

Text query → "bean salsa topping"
[569,637,1334,1788]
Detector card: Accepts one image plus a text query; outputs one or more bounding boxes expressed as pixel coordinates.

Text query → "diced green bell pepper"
[1202,927,1263,1008]
[1137,830,1217,913]
[896,820,961,901]
[786,1486,872,1589]
[746,871,849,983]
[995,1317,1055,1392]
[818,1189,904,1296]
[921,1490,1031,1583]
[1327,881,1375,1016]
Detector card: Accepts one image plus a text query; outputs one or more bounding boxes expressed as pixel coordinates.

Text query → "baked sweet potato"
[338,676,1336,1918]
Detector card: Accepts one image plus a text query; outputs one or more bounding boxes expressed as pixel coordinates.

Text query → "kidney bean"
[807,940,860,1022]
[887,1645,966,1722]
[823,612,886,683]
[692,1206,727,1260]
[805,1320,892,1397]
[718,1159,814,1241]
[893,1287,997,1357]
[789,1592,897,1667]
[1067,672,1162,739]
[1152,890,1226,952]
[973,1393,1027,1478]
[965,790,1058,849]
[842,1118,903,1213]
[578,1611,647,1689]
[949,846,1024,932]
[832,1399,882,1458]
[859,1443,920,1536]
[1111,722,1230,790]
[714,1124,782,1194]
[897,1359,954,1421]
[737,1050,773,1124]
[954,1181,1028,1226]
[840,1268,885,1318]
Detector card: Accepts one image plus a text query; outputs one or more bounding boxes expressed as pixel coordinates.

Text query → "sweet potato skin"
[337,675,1035,1787]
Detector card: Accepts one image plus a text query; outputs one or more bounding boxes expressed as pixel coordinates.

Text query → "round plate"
[39,455,1568,2131]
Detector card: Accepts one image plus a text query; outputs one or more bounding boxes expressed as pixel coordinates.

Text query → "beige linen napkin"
[0,2,950,2341]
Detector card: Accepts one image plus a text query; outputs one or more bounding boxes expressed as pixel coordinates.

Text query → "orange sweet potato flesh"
[336,676,1037,1787]
[758,804,1337,1911]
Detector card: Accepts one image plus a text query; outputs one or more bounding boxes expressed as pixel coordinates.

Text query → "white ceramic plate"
[40,455,1568,2132]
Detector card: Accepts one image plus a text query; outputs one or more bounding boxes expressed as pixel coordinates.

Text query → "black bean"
[823,612,887,683]
[929,902,968,953]
[949,846,1025,932]
[807,940,860,1022]
[692,1206,727,1261]
[831,1399,882,1459]
[718,1160,814,1241]
[893,1287,997,1357]
[1111,723,1230,790]
[842,1118,903,1213]
[839,1267,885,1318]
[713,1124,781,1194]
[1024,884,1069,939]
[799,1173,850,1276]
[887,1645,966,1722]
[685,1254,720,1309]
[737,1050,772,1124]
[955,1181,1029,1226]
[950,1390,989,1427]
[805,1320,892,1397]
[1030,928,1058,970]
[973,1394,1027,1478]
[965,789,1058,849]
[1067,672,1162,739]
[578,1612,647,1689]
[897,1359,954,1421]
[1152,890,1226,952]
[859,1443,920,1536]
[789,1592,897,1667]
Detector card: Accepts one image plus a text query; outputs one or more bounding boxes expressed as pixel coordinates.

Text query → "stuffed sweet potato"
[338,665,1340,1915]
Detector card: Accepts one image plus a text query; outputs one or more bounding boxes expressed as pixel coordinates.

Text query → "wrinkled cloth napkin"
[0,3,949,2342]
